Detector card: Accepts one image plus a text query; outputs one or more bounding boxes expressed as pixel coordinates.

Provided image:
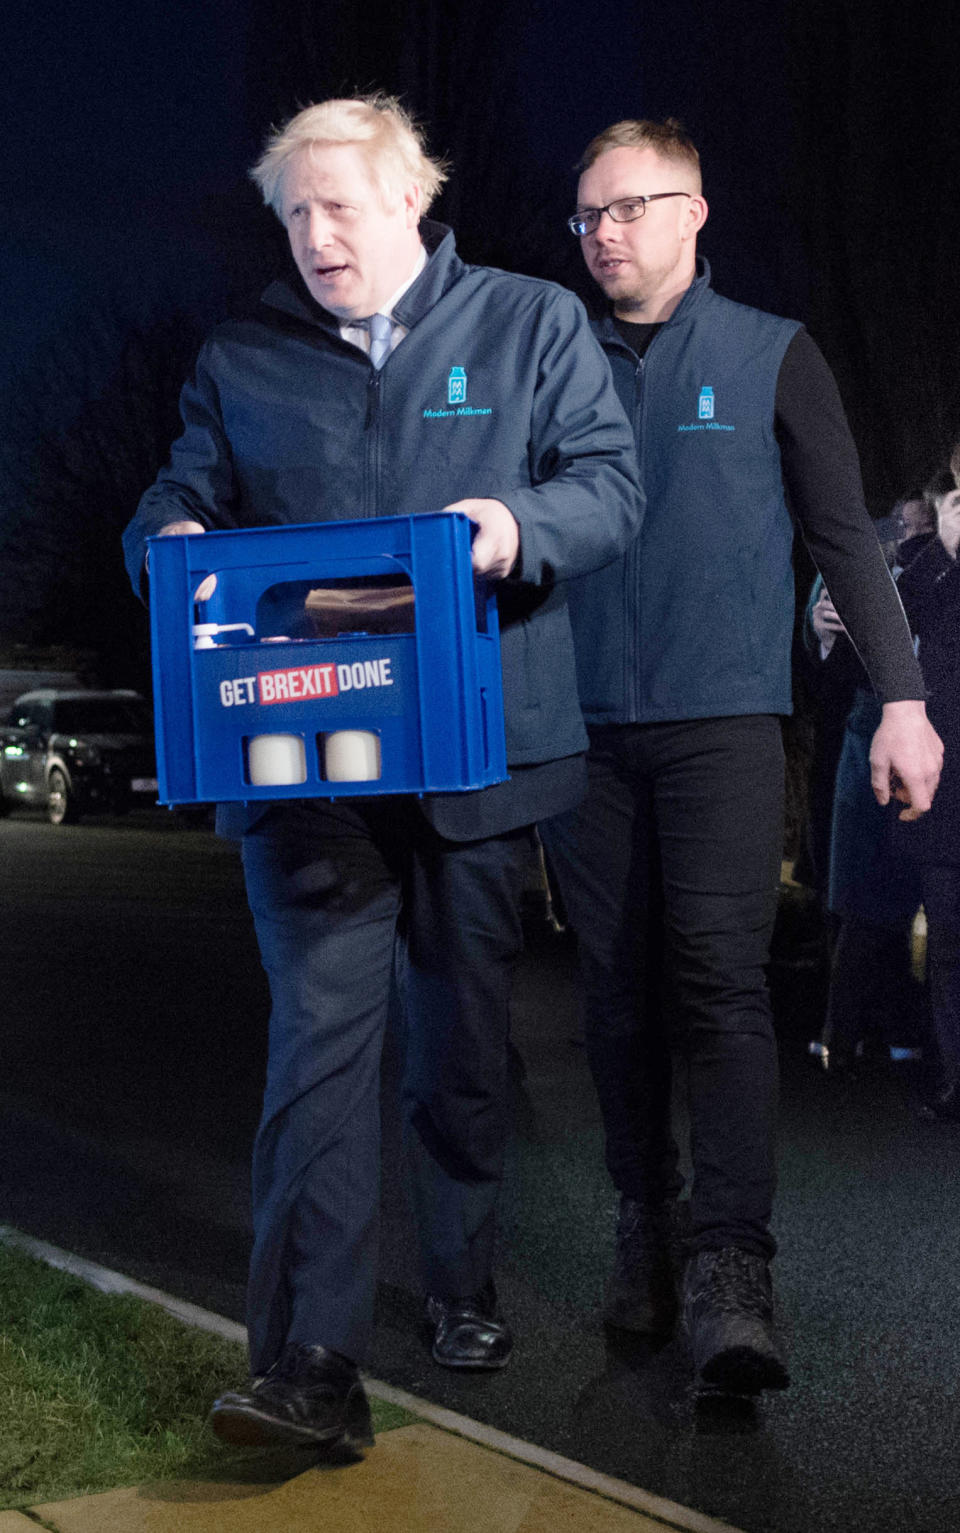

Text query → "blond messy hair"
[577,118,702,192]
[250,94,448,216]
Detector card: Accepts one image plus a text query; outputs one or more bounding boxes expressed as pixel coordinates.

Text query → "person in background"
[797,495,931,909]
[805,499,935,1075]
[897,468,960,1121]
[124,95,641,1454]
[795,575,870,911]
[541,116,943,1397]
[895,494,938,570]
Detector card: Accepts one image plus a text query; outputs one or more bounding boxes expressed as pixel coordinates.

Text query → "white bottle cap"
[248,734,307,786]
[324,730,382,782]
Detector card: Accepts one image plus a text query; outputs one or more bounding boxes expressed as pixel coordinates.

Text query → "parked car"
[0,689,158,824]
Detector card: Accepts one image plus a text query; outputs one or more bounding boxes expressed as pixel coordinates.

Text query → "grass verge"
[0,1241,414,1511]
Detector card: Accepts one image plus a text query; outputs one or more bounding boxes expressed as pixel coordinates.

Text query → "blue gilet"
[567,259,801,724]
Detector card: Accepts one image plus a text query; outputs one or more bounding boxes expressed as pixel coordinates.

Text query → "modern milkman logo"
[423,365,493,421]
[678,382,735,433]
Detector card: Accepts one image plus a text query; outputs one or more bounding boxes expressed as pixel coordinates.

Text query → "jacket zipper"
[364,366,382,517]
[626,352,645,716]
[602,277,701,721]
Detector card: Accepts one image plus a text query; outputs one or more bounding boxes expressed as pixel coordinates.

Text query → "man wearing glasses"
[541,118,942,1395]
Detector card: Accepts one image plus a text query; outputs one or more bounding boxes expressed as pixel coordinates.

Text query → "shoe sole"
[209,1399,374,1451]
[430,1343,512,1370]
[697,1345,790,1395]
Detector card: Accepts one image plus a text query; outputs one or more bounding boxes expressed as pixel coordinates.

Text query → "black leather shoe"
[683,1247,789,1395]
[603,1196,686,1334]
[209,1342,373,1451]
[426,1283,513,1370]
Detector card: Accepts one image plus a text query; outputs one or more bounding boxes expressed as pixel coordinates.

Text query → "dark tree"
[0,307,205,689]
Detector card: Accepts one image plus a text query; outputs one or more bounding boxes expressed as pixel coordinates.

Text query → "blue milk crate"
[147,513,508,804]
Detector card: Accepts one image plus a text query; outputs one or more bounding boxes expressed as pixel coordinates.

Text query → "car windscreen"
[51,700,152,735]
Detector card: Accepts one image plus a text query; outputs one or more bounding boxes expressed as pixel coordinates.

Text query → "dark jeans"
[240,798,532,1371]
[541,716,784,1260]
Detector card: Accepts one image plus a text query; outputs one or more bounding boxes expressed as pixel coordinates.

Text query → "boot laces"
[695,1247,770,1318]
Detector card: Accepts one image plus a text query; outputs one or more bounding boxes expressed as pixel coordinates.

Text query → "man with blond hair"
[541,117,942,1395]
[124,95,640,1452]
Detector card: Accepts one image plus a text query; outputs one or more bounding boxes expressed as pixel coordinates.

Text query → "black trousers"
[541,716,784,1259]
[240,798,532,1371]
[918,864,960,1090]
[822,915,924,1057]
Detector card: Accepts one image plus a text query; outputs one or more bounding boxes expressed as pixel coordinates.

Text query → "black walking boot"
[603,1196,686,1334]
[683,1247,789,1394]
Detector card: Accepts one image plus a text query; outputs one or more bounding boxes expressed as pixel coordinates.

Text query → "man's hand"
[811,587,846,656]
[869,699,944,820]
[445,498,520,580]
[158,519,207,538]
[154,519,216,601]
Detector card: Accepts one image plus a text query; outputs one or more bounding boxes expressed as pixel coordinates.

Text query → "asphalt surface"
[2,811,959,1533]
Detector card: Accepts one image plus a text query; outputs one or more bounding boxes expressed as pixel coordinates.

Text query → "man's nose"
[306,209,334,249]
[591,210,620,241]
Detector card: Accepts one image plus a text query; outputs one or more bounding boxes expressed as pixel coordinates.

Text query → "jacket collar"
[595,255,712,351]
[259,220,461,334]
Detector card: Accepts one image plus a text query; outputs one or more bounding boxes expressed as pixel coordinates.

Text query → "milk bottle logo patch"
[698,385,715,420]
[423,366,492,420]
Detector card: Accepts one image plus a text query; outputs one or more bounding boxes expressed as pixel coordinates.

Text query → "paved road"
[2,812,959,1533]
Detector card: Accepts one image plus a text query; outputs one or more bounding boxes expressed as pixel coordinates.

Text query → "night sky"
[2,0,959,504]
[2,2,252,372]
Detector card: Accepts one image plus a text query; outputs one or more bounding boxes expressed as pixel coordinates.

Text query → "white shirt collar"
[340,244,428,350]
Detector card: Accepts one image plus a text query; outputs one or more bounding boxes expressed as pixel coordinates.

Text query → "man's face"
[281,144,422,321]
[576,145,705,319]
[936,488,960,552]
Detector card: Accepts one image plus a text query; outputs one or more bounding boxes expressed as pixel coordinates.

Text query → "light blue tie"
[368,312,393,370]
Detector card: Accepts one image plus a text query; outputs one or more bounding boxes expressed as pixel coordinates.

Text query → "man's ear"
[404,182,422,228]
[683,195,709,241]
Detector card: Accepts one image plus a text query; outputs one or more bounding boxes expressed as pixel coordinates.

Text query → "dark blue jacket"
[125,223,642,802]
[566,260,800,724]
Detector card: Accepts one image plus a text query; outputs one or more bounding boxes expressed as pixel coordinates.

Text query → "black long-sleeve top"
[775,330,922,701]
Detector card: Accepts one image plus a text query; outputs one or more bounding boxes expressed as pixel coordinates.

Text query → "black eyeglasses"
[566,193,691,237]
